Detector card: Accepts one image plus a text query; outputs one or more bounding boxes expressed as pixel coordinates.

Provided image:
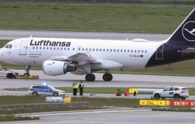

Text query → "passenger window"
[135,50,136,52]
[107,49,109,52]
[124,50,126,52]
[33,47,35,49]
[54,47,56,50]
[121,50,123,52]
[96,49,98,51]
[82,48,84,51]
[127,50,129,52]
[138,50,140,53]
[100,49,102,51]
[40,47,42,49]
[64,48,66,50]
[36,47,38,49]
[145,50,147,53]
[73,48,75,50]
[117,49,119,52]
[47,47,49,50]
[86,48,88,51]
[89,48,91,51]
[68,48,69,50]
[110,49,112,52]
[93,48,95,51]
[131,50,133,52]
[57,48,59,50]
[103,49,105,51]
[50,47,52,50]
[142,50,144,53]
[43,47,45,49]
[61,48,63,50]
[114,49,116,52]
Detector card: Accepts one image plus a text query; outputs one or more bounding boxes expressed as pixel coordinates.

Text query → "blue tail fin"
[168,8,195,44]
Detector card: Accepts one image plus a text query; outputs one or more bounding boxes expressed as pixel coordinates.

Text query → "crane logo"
[182,21,195,42]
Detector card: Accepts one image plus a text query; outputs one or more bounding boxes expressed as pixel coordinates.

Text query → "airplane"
[0,8,195,82]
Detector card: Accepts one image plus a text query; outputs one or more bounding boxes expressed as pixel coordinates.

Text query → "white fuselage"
[0,37,164,70]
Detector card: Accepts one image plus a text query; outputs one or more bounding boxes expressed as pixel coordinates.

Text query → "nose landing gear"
[23,65,31,76]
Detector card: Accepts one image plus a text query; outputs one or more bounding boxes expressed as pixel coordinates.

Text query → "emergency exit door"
[19,40,28,55]
[156,45,164,60]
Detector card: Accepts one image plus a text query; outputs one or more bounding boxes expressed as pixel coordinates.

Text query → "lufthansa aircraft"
[0,9,195,82]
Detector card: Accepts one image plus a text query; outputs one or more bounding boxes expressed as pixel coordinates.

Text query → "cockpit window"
[9,44,12,49]
[5,44,9,48]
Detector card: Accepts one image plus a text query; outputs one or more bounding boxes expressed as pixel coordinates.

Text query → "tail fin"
[168,8,195,44]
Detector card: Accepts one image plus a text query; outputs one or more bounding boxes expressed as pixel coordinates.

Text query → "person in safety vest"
[79,81,84,96]
[125,90,130,96]
[75,83,78,95]
[73,83,77,96]
[115,89,121,96]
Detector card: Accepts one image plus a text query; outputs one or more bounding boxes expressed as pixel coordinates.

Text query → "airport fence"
[0,102,89,110]
[0,0,194,5]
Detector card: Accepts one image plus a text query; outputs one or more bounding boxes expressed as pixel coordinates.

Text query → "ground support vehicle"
[0,65,19,79]
[15,75,39,79]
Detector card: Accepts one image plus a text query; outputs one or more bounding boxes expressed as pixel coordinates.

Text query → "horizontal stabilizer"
[180,48,195,53]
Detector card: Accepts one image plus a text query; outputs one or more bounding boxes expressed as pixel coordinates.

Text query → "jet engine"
[42,60,76,76]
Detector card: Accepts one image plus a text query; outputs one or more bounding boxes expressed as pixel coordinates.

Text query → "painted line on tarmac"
[29,109,150,117]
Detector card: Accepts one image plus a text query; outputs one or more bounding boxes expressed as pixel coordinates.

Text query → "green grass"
[0,115,39,122]
[4,87,195,95]
[152,107,195,112]
[0,3,194,33]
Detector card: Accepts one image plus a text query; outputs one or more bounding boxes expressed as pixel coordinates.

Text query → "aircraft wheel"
[103,73,112,81]
[85,74,95,81]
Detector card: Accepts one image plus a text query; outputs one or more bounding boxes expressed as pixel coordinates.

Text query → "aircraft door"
[19,40,28,55]
[156,45,164,60]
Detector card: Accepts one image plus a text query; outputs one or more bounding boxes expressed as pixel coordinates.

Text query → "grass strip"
[0,107,95,115]
[0,3,194,33]
[152,107,195,112]
[4,87,195,95]
[0,114,39,122]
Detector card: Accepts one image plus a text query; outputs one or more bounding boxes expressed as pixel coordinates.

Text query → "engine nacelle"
[42,60,76,76]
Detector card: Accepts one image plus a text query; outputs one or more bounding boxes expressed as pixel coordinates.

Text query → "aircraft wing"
[180,48,195,53]
[50,52,100,65]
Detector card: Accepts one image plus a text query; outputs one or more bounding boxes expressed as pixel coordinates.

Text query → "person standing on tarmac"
[75,83,79,96]
[73,83,76,95]
[79,81,84,96]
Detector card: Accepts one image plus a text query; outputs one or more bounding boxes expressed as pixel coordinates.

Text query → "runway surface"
[2,109,195,124]
[1,70,195,89]
[0,29,170,41]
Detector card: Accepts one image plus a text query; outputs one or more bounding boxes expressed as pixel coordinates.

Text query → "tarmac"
[1,70,195,89]
[2,109,195,124]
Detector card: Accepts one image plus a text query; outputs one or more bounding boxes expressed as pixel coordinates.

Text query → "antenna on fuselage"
[126,38,128,41]
[30,35,32,38]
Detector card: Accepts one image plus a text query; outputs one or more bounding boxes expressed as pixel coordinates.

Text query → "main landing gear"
[85,74,95,81]
[85,70,113,82]
[103,73,113,81]
[23,65,31,76]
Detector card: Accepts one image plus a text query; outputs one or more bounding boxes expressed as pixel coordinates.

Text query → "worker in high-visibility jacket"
[115,89,121,96]
[75,83,79,95]
[79,81,84,96]
[125,90,130,96]
[73,83,77,95]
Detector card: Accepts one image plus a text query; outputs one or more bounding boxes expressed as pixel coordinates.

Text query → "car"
[0,65,19,79]
[153,86,189,100]
[28,84,65,96]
